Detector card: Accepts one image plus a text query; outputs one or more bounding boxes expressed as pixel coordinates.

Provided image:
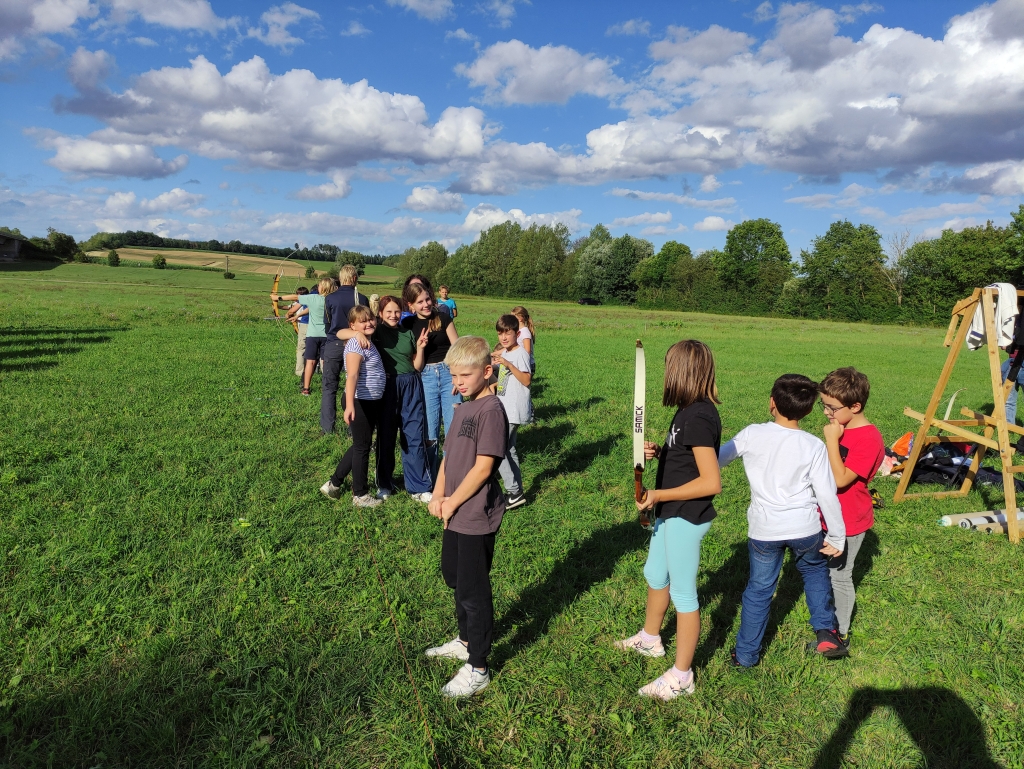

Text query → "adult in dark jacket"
[321,264,369,434]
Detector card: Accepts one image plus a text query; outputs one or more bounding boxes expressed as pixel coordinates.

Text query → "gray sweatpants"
[498,423,522,497]
[829,531,866,635]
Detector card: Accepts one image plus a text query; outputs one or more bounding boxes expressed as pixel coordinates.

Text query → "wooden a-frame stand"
[894,287,1023,544]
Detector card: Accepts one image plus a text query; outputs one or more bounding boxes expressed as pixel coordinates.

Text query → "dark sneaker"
[806,629,850,659]
[730,649,758,669]
[505,493,527,510]
[839,632,850,648]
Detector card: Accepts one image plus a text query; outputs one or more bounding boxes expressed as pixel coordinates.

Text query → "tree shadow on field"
[0,327,124,372]
[492,521,649,668]
[812,687,1004,769]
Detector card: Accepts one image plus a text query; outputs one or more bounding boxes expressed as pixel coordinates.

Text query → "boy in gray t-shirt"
[491,314,532,510]
[425,336,508,698]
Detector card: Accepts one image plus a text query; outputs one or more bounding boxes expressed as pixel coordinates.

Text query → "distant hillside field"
[86,247,399,285]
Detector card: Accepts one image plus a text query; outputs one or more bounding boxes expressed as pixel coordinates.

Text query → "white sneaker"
[375,488,393,501]
[410,492,432,503]
[614,631,666,657]
[638,668,694,701]
[441,663,490,698]
[353,494,383,508]
[425,637,470,661]
[320,480,341,500]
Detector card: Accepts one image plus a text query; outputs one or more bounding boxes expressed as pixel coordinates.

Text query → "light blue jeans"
[421,362,461,475]
[643,516,713,613]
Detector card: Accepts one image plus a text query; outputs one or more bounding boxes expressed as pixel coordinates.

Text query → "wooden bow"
[271,269,299,333]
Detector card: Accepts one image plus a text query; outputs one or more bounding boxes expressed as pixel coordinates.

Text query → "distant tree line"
[392,204,1024,326]
[76,230,396,266]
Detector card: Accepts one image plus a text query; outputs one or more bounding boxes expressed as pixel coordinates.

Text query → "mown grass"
[1,263,1022,768]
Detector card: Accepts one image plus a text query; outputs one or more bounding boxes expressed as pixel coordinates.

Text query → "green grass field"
[2,262,1022,768]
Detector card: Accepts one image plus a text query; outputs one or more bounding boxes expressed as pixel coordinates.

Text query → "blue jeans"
[376,372,433,494]
[1001,359,1024,425]
[421,362,461,475]
[734,531,837,667]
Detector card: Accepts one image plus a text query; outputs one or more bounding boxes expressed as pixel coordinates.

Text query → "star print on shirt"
[667,425,680,448]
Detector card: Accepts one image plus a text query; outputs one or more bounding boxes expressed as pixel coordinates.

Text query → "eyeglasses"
[821,402,847,415]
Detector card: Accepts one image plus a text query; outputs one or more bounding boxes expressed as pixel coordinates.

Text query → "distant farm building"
[0,231,30,262]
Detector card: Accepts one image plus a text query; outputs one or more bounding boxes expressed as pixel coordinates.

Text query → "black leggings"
[441,528,496,668]
[330,398,381,496]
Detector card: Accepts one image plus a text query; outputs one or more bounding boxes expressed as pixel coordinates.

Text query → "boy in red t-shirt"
[819,367,885,648]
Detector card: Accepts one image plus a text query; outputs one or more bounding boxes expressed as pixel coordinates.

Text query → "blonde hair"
[512,306,535,340]
[368,293,380,315]
[337,264,359,286]
[445,336,491,369]
[663,340,720,408]
[318,277,337,295]
[347,304,375,324]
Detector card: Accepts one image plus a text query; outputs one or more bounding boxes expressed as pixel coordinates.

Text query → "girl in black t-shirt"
[401,282,460,477]
[614,339,722,701]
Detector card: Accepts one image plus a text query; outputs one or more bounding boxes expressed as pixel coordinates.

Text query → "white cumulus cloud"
[247,3,319,51]
[33,131,188,178]
[456,40,627,104]
[694,216,734,232]
[609,188,735,210]
[404,186,465,213]
[293,173,353,200]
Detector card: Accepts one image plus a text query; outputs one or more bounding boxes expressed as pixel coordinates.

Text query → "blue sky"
[2,0,1023,255]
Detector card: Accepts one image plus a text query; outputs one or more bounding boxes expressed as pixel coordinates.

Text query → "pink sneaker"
[614,631,666,658]
[638,668,695,701]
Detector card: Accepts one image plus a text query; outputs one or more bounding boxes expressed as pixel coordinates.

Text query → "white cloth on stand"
[966,283,1018,350]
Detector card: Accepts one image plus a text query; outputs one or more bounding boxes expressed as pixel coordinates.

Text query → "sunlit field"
[1,262,1021,767]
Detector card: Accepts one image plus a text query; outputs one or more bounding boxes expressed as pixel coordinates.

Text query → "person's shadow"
[491,520,649,668]
[812,687,1005,768]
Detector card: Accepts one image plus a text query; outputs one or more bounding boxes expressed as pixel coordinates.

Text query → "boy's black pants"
[441,528,495,669]
[330,398,381,496]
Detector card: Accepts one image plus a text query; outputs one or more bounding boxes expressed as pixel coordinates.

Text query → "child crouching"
[424,336,509,698]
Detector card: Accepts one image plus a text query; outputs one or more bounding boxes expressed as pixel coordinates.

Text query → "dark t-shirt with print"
[402,312,454,364]
[444,395,508,535]
[654,399,722,525]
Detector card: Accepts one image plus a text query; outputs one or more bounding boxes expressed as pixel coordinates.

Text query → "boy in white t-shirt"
[719,374,848,667]
[491,314,532,510]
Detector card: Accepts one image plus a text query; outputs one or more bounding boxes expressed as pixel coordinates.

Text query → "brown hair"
[347,304,375,324]
[819,367,870,409]
[376,294,402,317]
[403,282,441,333]
[663,340,720,408]
[511,305,535,341]
[496,314,520,333]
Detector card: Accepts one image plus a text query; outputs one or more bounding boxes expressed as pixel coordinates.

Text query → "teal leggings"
[643,516,712,613]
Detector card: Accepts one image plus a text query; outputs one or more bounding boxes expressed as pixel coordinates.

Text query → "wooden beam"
[982,289,1020,544]
[901,408,999,449]
[960,407,1024,436]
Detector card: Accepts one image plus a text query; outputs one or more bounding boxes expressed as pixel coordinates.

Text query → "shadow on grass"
[525,435,621,497]
[812,687,1004,769]
[532,396,604,423]
[492,521,649,669]
[0,258,63,273]
[662,531,880,666]
[0,328,124,372]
